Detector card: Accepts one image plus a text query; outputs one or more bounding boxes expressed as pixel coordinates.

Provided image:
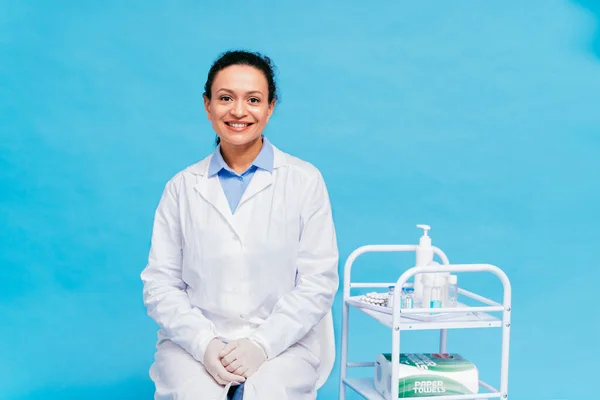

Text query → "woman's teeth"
[228,123,249,128]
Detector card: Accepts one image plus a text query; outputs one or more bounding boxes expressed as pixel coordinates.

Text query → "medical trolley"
[338,244,512,399]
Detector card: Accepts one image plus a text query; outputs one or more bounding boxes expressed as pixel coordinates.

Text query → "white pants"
[150,339,320,400]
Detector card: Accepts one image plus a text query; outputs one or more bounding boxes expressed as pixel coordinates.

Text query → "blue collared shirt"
[207,137,274,213]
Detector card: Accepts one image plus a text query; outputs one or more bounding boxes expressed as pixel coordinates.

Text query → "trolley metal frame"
[339,244,512,399]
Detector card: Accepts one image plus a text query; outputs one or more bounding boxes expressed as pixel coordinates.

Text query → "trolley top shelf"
[346,297,502,330]
[343,245,511,333]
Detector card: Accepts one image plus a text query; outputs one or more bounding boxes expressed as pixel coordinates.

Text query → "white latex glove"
[219,338,267,378]
[203,338,246,385]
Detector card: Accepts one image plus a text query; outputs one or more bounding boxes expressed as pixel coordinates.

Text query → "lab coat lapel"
[193,175,238,235]
[237,169,273,210]
[233,169,273,242]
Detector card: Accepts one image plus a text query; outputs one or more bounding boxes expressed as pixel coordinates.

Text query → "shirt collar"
[208,136,274,177]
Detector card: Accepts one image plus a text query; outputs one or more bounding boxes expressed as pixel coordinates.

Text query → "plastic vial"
[422,274,434,308]
[387,285,395,308]
[438,271,450,306]
[402,288,414,309]
[430,274,444,308]
[430,285,442,308]
[413,272,423,302]
[447,275,458,307]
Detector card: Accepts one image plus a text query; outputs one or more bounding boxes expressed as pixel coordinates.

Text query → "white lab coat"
[141,144,339,400]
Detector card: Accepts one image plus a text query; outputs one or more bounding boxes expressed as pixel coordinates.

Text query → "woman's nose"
[231,101,246,117]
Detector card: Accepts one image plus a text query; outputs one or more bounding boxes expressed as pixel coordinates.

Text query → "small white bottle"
[402,288,414,309]
[430,274,444,308]
[434,271,449,306]
[435,269,450,306]
[421,274,434,308]
[447,275,458,307]
[387,285,395,308]
[413,275,424,308]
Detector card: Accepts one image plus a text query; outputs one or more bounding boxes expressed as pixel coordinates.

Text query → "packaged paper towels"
[374,353,479,398]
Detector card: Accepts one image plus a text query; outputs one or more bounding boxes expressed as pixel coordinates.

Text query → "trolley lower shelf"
[343,377,502,399]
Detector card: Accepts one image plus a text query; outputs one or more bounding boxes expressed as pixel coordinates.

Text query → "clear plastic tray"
[347,295,476,322]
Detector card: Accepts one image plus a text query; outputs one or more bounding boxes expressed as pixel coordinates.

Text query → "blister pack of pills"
[360,292,389,307]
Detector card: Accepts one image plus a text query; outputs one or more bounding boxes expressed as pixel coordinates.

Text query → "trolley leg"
[500,306,511,398]
[391,325,401,399]
[339,302,349,399]
[439,329,447,353]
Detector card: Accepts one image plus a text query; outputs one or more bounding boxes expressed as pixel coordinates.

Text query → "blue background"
[1,1,599,399]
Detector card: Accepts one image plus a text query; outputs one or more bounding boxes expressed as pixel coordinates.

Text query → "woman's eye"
[248,97,260,104]
[220,96,232,101]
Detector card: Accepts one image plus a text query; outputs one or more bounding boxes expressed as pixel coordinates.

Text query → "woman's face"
[204,65,275,148]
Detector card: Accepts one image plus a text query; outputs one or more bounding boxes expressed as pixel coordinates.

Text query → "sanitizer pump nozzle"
[413,224,434,303]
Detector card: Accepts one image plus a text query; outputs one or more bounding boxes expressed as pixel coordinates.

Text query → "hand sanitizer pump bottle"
[413,224,434,304]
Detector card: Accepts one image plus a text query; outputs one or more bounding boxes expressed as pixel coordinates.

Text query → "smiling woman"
[203,51,278,151]
[140,50,339,400]
[204,58,276,173]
